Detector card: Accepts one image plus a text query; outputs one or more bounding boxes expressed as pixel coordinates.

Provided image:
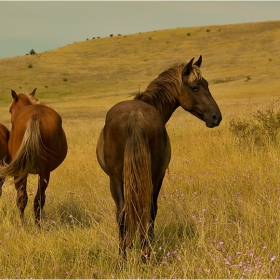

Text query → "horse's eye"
[190,86,198,92]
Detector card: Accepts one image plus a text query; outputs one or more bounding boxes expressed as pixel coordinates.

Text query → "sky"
[0,1,279,59]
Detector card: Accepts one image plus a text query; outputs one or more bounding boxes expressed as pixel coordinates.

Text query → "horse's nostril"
[212,114,222,125]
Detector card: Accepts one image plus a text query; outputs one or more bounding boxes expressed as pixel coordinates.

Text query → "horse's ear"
[194,55,202,67]
[30,88,37,96]
[183,57,194,76]
[11,90,18,102]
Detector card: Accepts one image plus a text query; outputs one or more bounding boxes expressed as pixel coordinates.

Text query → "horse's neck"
[157,100,178,124]
[140,90,179,124]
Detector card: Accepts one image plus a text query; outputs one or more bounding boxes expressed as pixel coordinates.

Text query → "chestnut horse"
[0,123,10,196]
[0,89,68,225]
[96,56,222,265]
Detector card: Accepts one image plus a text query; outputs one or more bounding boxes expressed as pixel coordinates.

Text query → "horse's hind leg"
[117,208,127,265]
[34,172,50,226]
[15,176,28,224]
[149,175,165,243]
[109,176,127,268]
[140,226,151,263]
[139,178,163,263]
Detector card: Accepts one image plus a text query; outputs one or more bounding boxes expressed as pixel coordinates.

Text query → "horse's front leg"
[15,176,28,224]
[34,172,50,226]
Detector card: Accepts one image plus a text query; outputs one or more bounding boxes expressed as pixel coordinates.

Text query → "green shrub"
[29,49,36,55]
[229,102,280,147]
[28,64,33,68]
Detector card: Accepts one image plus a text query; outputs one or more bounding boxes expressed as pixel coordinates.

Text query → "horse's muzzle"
[205,113,222,128]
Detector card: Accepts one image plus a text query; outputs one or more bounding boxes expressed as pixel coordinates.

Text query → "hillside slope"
[0,20,279,114]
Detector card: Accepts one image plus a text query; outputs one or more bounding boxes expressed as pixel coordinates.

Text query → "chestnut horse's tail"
[0,115,44,182]
[123,111,153,245]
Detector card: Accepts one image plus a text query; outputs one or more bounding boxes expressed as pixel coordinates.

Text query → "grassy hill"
[1,21,280,279]
[0,20,280,116]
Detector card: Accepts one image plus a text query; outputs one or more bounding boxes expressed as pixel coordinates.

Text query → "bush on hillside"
[229,102,280,147]
[29,49,36,55]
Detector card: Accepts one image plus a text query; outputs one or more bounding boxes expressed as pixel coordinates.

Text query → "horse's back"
[9,104,67,171]
[98,100,171,177]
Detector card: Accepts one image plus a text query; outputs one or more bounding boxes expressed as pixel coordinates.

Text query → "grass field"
[1,20,280,278]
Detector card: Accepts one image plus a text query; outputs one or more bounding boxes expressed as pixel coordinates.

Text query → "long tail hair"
[0,115,44,182]
[123,111,153,245]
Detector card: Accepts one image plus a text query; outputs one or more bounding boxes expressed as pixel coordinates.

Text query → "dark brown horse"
[0,89,68,225]
[96,56,222,265]
[0,123,10,197]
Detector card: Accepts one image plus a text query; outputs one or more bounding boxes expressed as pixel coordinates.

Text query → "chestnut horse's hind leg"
[34,172,50,226]
[15,176,28,224]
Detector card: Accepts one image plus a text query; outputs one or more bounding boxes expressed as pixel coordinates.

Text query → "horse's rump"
[2,105,67,181]
[1,115,44,181]
[100,100,170,244]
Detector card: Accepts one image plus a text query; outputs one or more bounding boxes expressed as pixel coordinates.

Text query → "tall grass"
[1,97,280,278]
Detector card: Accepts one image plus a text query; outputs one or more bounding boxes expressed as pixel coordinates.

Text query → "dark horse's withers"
[96,56,222,266]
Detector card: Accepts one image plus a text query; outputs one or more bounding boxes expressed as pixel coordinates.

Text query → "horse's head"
[178,56,222,128]
[9,88,37,127]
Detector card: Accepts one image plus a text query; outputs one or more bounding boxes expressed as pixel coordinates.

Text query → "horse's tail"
[123,111,153,245]
[0,115,44,182]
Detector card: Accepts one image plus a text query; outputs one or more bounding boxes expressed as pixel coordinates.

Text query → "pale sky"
[0,1,279,59]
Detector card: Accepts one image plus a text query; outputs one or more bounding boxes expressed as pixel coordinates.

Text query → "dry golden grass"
[1,20,280,278]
